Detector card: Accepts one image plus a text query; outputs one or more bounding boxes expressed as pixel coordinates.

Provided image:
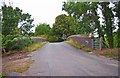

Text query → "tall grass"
[23,42,47,52]
[65,40,92,52]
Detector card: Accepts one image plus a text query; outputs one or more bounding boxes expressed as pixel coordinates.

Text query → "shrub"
[4,39,14,50]
[11,37,33,50]
[3,36,33,51]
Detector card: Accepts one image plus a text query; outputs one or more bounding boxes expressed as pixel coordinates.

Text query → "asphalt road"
[24,42,118,76]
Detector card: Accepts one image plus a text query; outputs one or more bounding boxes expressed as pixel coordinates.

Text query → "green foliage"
[102,53,118,57]
[35,23,51,36]
[4,39,14,50]
[62,2,94,34]
[0,33,2,50]
[28,32,35,36]
[2,35,16,49]
[0,73,7,77]
[99,2,114,48]
[62,1,120,48]
[48,36,60,42]
[19,13,34,36]
[2,5,20,36]
[113,33,118,48]
[2,5,34,36]
[3,36,33,51]
[52,14,78,41]
[5,35,16,40]
[12,37,33,50]
[38,35,48,39]
[85,50,91,52]
[1,4,34,52]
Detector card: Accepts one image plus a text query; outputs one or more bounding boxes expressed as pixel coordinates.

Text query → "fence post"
[92,38,94,49]
[99,37,103,50]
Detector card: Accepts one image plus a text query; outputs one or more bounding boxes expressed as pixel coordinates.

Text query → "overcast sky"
[1,0,67,27]
[1,0,117,31]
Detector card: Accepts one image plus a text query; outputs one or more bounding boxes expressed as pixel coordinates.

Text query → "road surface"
[24,42,118,76]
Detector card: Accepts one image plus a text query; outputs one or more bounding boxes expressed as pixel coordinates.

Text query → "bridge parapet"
[67,35,102,50]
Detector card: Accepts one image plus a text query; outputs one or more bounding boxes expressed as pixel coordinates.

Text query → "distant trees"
[35,23,51,36]
[52,14,75,38]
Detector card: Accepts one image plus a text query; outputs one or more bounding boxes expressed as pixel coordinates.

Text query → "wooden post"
[92,38,94,49]
[99,37,103,50]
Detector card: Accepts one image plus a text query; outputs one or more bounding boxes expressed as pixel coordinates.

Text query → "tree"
[52,14,78,40]
[1,4,34,52]
[62,2,94,35]
[0,8,2,34]
[2,5,34,36]
[113,2,120,48]
[2,5,19,36]
[62,1,119,48]
[99,2,114,48]
[35,23,51,36]
[19,13,34,36]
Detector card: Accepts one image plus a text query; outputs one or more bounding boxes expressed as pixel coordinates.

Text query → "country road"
[24,42,118,76]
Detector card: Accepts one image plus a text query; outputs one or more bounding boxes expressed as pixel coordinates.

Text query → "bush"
[3,36,33,51]
[4,39,14,50]
[11,37,33,50]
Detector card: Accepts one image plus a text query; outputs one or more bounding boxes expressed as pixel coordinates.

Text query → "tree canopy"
[62,1,120,48]
[2,5,34,36]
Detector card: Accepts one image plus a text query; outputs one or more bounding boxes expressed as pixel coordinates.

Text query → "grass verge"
[93,48,119,58]
[23,42,47,52]
[84,50,92,52]
[65,40,85,49]
[13,60,34,73]
[0,73,7,77]
[65,40,119,61]
[2,57,33,75]
[102,53,118,57]
[65,40,91,52]
[2,42,47,75]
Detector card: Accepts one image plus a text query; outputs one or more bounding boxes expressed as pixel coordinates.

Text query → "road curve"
[24,42,118,76]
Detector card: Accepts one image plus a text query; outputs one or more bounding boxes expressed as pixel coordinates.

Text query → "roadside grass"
[2,57,33,75]
[2,42,47,75]
[65,40,119,60]
[13,60,34,73]
[0,73,7,77]
[93,48,119,60]
[22,42,47,52]
[84,49,92,52]
[65,40,91,52]
[102,53,118,57]
[2,42,47,56]
[65,40,85,49]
